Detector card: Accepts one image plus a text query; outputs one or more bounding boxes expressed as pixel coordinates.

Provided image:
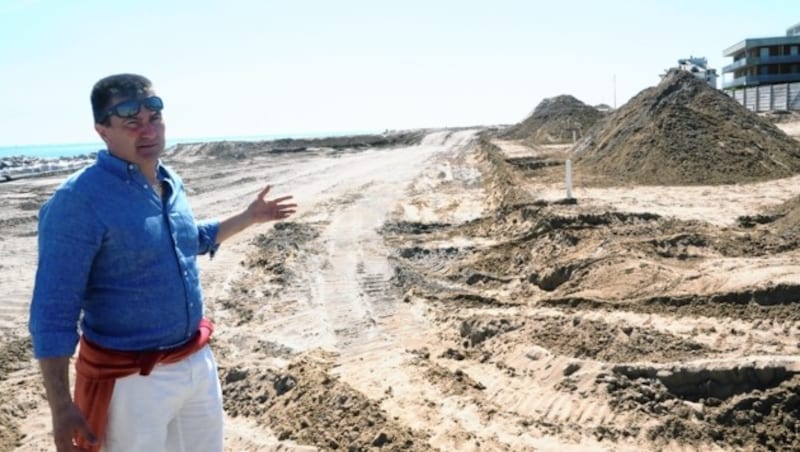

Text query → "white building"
[675,56,719,88]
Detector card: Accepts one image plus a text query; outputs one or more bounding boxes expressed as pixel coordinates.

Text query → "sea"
[0,131,380,160]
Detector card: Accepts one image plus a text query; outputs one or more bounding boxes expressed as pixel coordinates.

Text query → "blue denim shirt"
[29,150,220,359]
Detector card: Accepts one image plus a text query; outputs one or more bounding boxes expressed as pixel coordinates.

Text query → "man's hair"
[91,74,152,125]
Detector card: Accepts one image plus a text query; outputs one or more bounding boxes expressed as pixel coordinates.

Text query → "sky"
[0,0,798,146]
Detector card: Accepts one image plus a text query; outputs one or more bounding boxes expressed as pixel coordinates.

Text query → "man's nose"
[139,120,158,137]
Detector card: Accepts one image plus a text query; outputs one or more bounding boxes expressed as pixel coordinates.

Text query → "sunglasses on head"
[100,96,164,123]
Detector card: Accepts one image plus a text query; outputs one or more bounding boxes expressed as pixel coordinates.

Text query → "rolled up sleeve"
[196,219,221,257]
[29,190,103,359]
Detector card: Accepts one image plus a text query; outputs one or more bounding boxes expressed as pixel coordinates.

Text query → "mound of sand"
[502,95,604,145]
[574,70,800,185]
[222,352,430,451]
[773,196,800,236]
[743,194,800,241]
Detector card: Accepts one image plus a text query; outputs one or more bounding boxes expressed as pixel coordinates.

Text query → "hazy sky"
[1,0,798,146]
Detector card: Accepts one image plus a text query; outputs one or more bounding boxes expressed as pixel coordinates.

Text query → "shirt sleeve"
[29,189,103,359]
[196,219,221,258]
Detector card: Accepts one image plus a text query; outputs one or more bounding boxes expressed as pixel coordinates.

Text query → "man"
[29,73,297,452]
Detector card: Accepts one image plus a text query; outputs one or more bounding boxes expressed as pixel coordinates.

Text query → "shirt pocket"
[170,210,200,257]
[103,213,171,271]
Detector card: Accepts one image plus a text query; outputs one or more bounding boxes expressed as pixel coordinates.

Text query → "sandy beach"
[3,88,800,450]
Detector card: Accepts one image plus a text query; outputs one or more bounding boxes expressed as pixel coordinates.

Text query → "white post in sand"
[565,159,573,199]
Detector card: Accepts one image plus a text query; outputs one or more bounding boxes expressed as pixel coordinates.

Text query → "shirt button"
[184,270,188,276]
[143,184,148,189]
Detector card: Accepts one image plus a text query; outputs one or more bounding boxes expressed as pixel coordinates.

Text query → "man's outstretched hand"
[216,184,298,245]
[247,185,297,224]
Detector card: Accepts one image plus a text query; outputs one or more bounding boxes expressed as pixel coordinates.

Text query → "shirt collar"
[96,150,168,182]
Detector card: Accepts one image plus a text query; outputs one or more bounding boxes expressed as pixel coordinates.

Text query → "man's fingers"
[79,425,98,445]
[73,418,98,447]
[270,195,293,204]
[251,189,298,221]
[257,185,271,200]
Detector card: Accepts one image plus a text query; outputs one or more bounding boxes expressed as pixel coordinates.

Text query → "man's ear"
[95,123,110,145]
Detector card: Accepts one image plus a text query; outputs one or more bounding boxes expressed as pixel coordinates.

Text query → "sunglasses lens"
[143,96,164,112]
[114,100,142,118]
[101,96,164,122]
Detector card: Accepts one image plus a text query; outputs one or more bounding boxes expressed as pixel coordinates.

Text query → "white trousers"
[102,345,223,452]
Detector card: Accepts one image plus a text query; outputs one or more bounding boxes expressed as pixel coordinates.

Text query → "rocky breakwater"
[0,154,96,182]
[167,130,428,160]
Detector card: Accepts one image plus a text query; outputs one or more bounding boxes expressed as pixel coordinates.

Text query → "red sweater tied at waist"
[73,319,213,451]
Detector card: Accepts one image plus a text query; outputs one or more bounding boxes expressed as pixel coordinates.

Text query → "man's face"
[94,89,166,169]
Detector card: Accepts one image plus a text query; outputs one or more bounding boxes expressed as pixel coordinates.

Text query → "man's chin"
[136,145,164,159]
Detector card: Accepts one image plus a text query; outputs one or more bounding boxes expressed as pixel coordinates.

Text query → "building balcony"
[723,72,800,89]
[724,36,800,56]
[723,57,756,72]
[722,54,800,73]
